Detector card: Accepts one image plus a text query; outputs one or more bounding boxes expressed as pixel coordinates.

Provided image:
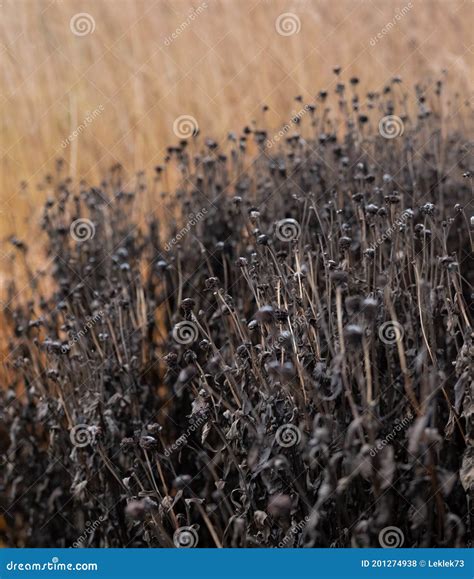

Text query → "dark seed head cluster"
[1,75,473,548]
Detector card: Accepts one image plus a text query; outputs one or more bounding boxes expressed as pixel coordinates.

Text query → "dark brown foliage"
[1,77,473,548]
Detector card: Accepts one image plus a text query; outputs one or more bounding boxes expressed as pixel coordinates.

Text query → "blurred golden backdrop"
[1,0,472,236]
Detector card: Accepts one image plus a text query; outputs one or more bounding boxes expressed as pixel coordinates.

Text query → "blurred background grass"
[0,0,472,239]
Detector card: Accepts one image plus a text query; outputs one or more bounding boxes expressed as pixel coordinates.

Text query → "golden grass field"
[1,0,472,238]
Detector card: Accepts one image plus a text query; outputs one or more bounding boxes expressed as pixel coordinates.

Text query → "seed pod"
[361,297,378,320]
[255,306,274,323]
[268,494,293,519]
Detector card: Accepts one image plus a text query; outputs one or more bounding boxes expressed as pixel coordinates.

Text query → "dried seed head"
[345,295,362,314]
[267,494,292,519]
[181,298,196,312]
[120,437,136,451]
[139,436,158,450]
[361,297,378,320]
[125,498,156,520]
[255,306,274,323]
[345,324,364,347]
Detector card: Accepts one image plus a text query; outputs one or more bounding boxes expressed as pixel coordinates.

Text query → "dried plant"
[1,75,473,548]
